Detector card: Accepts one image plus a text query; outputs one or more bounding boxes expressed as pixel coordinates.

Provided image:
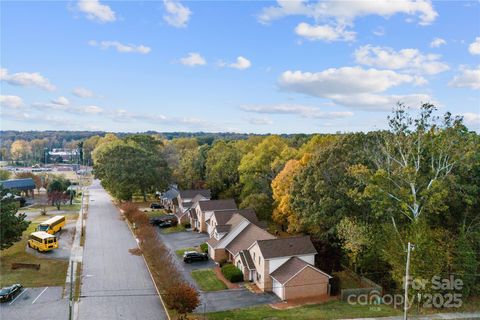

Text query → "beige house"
[234,236,331,300]
[206,212,274,262]
[190,199,237,232]
[174,189,211,224]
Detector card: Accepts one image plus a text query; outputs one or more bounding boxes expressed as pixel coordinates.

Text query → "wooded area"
[2,104,479,300]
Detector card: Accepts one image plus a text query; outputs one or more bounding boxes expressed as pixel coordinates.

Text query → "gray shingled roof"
[213,209,258,226]
[197,199,237,212]
[162,189,178,200]
[270,257,331,284]
[178,189,211,199]
[226,223,275,256]
[256,236,317,259]
[1,178,36,190]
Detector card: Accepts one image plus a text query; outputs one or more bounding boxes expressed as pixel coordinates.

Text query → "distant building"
[0,178,36,197]
[48,148,79,163]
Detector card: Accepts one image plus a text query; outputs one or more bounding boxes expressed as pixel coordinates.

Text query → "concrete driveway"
[157,229,279,312]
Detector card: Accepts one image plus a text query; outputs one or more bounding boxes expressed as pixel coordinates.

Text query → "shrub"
[182,222,191,228]
[221,264,243,283]
[200,243,208,253]
[164,282,200,320]
[218,259,228,267]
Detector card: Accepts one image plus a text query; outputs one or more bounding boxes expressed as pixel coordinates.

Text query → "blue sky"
[1,0,479,133]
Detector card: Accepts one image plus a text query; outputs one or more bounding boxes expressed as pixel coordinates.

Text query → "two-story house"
[235,236,332,301]
[175,189,211,224]
[190,199,237,232]
[206,212,275,262]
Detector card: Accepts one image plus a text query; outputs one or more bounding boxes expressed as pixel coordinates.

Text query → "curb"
[122,208,171,320]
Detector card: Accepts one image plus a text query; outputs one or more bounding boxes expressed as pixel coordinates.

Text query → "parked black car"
[183,251,208,263]
[0,284,22,302]
[150,203,164,209]
[158,221,173,228]
[150,217,162,226]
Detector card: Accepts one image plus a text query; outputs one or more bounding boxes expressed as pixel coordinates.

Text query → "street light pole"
[404,242,414,320]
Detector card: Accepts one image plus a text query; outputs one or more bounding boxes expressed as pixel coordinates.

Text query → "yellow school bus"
[28,232,58,252]
[37,215,65,234]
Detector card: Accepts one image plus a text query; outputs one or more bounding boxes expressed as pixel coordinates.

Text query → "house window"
[258,256,261,265]
[253,252,255,261]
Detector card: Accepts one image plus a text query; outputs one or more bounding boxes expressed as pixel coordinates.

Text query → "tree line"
[90,103,479,299]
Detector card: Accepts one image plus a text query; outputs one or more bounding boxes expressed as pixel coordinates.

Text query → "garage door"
[272,279,284,300]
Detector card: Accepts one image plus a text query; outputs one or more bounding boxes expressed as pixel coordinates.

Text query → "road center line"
[9,288,28,305]
[32,287,48,304]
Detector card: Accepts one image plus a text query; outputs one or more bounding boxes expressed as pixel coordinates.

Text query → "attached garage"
[272,278,284,299]
[270,257,331,301]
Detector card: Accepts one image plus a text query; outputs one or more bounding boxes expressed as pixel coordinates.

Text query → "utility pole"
[69,261,74,320]
[404,242,414,320]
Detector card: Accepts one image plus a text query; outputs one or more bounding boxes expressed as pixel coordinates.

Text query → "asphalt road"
[77,180,168,320]
[0,286,67,320]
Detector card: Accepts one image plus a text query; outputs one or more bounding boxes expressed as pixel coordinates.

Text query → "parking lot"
[0,286,68,320]
[157,229,279,312]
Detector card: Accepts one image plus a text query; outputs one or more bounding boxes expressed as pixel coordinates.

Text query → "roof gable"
[256,236,317,259]
[270,257,331,285]
[178,189,211,200]
[225,223,275,256]
[197,199,237,212]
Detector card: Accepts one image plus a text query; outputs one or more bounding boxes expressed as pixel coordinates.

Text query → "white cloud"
[77,0,116,23]
[258,0,437,25]
[32,102,69,111]
[328,93,435,110]
[229,56,252,70]
[468,37,480,55]
[163,0,191,28]
[80,105,103,114]
[241,104,354,119]
[449,65,480,90]
[430,37,446,48]
[258,0,436,43]
[373,26,386,36]
[461,112,480,126]
[462,112,480,123]
[72,87,95,98]
[0,95,24,109]
[88,40,151,54]
[245,116,274,125]
[0,68,56,91]
[278,67,433,110]
[295,22,355,41]
[51,96,70,106]
[354,45,449,75]
[279,67,425,96]
[179,53,206,66]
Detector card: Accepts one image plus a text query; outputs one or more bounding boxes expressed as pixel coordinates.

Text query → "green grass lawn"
[191,269,227,292]
[0,220,68,287]
[161,224,186,234]
[24,202,82,213]
[146,209,167,217]
[175,247,197,257]
[204,300,401,320]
